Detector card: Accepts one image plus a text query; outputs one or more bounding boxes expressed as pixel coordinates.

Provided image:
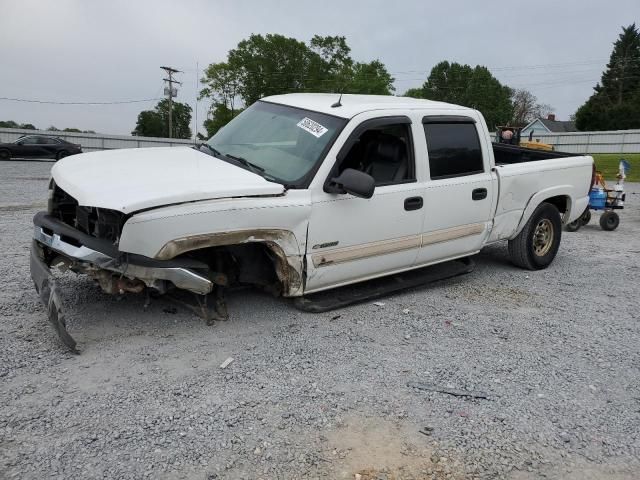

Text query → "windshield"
[207,101,346,185]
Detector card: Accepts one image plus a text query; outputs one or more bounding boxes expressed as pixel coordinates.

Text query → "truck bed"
[492,143,573,165]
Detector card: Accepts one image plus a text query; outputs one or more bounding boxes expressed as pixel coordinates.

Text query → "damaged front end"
[30,206,223,352]
[31,184,301,352]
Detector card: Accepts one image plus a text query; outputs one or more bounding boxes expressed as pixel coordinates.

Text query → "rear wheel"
[580,209,591,225]
[599,211,619,231]
[56,150,69,161]
[508,202,562,270]
[0,149,10,160]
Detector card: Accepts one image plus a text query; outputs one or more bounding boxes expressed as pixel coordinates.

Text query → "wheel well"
[184,242,295,296]
[154,230,304,296]
[543,195,569,216]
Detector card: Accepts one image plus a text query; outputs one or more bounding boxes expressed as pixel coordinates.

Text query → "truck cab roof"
[262,93,474,119]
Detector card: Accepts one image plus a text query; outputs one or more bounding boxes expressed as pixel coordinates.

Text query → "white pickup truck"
[31,94,594,351]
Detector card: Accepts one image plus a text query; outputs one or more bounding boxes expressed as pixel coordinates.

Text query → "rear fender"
[513,186,572,237]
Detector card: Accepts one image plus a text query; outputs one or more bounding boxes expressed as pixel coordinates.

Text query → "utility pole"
[160,66,181,138]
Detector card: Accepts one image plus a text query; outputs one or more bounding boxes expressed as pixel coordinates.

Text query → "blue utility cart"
[566,159,629,232]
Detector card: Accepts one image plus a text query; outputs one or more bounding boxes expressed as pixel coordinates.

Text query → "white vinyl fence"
[0,128,195,152]
[528,130,640,154]
[2,127,639,155]
[506,129,640,154]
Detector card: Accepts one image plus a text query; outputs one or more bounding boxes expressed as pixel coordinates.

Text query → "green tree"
[575,24,640,130]
[199,62,243,115]
[156,100,192,139]
[227,33,318,105]
[308,35,354,92]
[200,34,395,133]
[132,99,192,138]
[203,102,244,138]
[345,60,395,95]
[131,111,164,137]
[402,88,423,99]
[0,121,37,130]
[404,61,513,129]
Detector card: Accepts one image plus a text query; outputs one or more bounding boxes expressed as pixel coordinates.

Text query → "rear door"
[415,114,495,265]
[38,137,61,158]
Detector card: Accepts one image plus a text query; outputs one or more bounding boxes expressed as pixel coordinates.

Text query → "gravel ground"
[1,159,639,480]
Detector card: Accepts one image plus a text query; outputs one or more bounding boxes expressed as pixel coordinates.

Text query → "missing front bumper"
[30,213,217,352]
[33,224,214,295]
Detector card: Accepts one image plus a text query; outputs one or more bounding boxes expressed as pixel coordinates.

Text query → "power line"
[0,58,624,109]
[0,96,162,105]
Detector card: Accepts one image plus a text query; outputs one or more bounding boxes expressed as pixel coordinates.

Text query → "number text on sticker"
[296,117,328,138]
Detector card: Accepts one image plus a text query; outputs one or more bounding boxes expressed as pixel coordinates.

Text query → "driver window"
[337,123,414,186]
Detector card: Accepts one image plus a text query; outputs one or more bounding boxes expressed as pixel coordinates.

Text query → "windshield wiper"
[201,144,274,181]
[199,143,222,158]
[223,153,265,174]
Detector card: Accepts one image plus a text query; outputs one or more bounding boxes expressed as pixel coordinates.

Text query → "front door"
[305,116,425,293]
[15,136,40,157]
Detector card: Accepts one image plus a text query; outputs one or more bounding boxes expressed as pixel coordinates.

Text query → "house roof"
[537,118,577,133]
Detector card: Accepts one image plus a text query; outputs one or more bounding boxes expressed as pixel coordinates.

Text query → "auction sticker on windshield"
[296,117,328,138]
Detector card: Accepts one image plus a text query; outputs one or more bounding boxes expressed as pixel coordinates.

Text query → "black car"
[0,135,82,161]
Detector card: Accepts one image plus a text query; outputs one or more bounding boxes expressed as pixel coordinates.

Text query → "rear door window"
[423,120,484,179]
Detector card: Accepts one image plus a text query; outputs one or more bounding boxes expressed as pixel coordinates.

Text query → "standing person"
[502,128,514,144]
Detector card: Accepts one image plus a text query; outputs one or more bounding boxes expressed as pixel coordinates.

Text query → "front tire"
[508,202,562,270]
[0,149,10,160]
[56,150,69,161]
[580,209,591,225]
[599,211,619,231]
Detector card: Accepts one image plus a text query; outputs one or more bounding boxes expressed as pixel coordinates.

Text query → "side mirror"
[325,168,375,199]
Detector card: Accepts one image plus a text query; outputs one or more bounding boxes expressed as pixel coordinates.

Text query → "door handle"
[472,188,487,201]
[404,196,423,211]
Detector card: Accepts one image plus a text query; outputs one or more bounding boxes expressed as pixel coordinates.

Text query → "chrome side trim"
[311,222,486,268]
[312,235,421,267]
[34,227,213,295]
[421,223,486,246]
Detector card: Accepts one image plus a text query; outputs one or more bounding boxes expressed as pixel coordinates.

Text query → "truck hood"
[51,147,285,213]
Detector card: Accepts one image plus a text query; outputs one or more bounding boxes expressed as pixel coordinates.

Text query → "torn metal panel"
[30,241,79,353]
[155,229,299,260]
[155,230,304,297]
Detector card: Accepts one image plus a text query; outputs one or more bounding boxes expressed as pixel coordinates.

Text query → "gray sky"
[1,0,638,136]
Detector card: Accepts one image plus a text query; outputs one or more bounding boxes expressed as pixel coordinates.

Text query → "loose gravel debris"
[1,159,639,479]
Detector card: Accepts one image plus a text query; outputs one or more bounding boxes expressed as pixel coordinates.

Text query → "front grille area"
[48,184,125,244]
